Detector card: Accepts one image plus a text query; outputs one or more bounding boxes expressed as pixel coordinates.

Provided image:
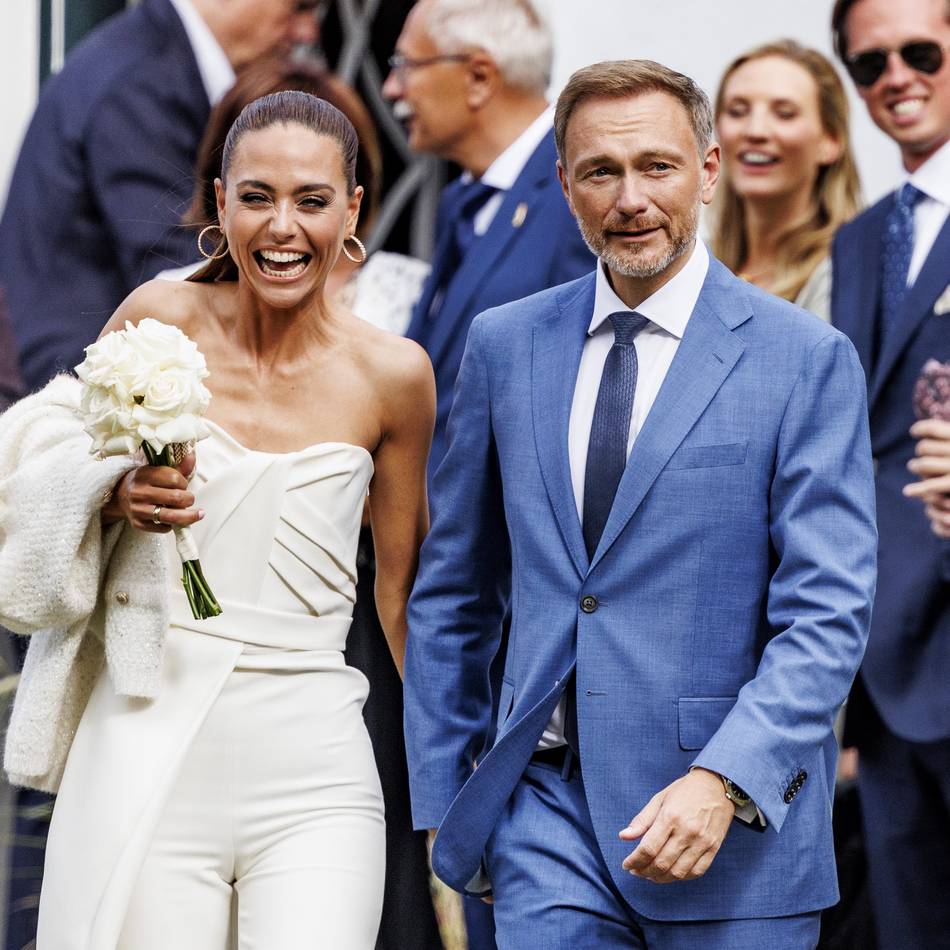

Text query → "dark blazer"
[831,196,950,744]
[0,290,24,412]
[406,129,593,477]
[0,0,210,390]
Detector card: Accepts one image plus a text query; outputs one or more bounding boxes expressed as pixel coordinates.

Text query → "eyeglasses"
[845,40,948,87]
[387,53,470,75]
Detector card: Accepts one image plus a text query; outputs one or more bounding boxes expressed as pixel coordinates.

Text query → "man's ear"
[700,143,721,206]
[465,52,499,110]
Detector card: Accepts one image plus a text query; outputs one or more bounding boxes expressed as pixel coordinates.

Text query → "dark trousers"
[857,699,950,949]
[345,529,442,950]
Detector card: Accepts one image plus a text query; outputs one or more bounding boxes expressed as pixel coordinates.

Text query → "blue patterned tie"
[880,183,925,345]
[582,311,650,560]
[564,311,649,759]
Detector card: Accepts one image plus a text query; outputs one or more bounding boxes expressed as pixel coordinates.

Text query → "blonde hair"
[709,40,861,303]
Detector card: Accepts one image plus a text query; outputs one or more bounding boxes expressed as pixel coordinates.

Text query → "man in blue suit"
[383,0,592,480]
[405,59,878,949]
[830,0,950,945]
[0,0,319,391]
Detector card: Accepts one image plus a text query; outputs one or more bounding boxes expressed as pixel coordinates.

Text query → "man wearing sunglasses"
[830,1,950,947]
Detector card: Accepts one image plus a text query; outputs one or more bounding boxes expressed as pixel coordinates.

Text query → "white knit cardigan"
[0,376,169,792]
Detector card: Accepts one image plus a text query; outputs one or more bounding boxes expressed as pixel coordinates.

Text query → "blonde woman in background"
[711,40,861,320]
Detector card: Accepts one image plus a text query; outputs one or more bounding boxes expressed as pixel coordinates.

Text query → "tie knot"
[898,182,926,211]
[455,179,498,223]
[608,311,649,346]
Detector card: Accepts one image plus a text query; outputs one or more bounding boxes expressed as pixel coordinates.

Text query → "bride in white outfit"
[19,91,435,949]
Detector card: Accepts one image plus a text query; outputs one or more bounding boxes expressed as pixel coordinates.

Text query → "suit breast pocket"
[677,696,739,750]
[666,441,748,471]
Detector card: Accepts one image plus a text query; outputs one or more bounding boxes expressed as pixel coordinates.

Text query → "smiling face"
[381,1,473,159]
[717,55,841,205]
[844,0,950,169]
[558,91,719,293]
[216,122,362,310]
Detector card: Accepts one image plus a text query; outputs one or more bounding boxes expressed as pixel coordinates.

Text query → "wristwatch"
[721,776,752,809]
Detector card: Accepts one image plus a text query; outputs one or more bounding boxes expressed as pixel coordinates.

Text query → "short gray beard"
[576,204,699,280]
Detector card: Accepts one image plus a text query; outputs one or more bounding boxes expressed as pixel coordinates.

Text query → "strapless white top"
[165,420,374,661]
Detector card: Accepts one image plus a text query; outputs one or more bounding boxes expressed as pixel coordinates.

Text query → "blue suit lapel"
[532,275,594,578]
[869,213,950,410]
[589,259,749,571]
[834,203,888,384]
[426,133,562,368]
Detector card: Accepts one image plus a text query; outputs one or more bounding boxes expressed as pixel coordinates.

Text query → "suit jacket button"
[115,591,129,605]
[580,595,598,613]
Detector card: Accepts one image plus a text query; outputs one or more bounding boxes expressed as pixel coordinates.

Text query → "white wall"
[542,0,904,205]
[0,3,39,213]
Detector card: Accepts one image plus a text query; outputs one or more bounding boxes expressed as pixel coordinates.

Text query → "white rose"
[125,318,209,380]
[142,369,198,416]
[80,385,138,456]
[135,408,210,454]
[75,330,151,403]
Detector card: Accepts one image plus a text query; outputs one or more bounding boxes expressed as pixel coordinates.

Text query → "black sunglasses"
[845,40,947,87]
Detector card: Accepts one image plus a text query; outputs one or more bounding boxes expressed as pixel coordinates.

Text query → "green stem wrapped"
[142,442,222,620]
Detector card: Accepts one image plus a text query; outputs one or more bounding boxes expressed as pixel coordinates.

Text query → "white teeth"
[740,151,777,165]
[259,259,307,279]
[393,101,414,121]
[892,98,924,116]
[259,249,306,263]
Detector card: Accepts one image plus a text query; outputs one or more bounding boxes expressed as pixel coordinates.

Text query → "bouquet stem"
[143,444,222,619]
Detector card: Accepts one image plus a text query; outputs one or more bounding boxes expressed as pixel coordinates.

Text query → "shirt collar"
[907,138,950,207]
[589,240,710,339]
[168,0,235,106]
[460,105,554,190]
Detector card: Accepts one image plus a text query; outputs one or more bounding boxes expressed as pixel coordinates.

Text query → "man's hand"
[618,767,735,883]
[904,419,950,537]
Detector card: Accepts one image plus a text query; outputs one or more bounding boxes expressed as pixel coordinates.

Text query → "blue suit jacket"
[405,258,877,920]
[831,197,950,744]
[0,0,209,390]
[405,130,593,477]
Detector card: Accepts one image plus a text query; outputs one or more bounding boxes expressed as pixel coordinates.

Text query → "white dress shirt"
[907,138,950,285]
[168,0,236,106]
[536,240,710,750]
[461,105,555,236]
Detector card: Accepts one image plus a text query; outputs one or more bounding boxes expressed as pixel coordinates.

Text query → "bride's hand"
[102,452,203,533]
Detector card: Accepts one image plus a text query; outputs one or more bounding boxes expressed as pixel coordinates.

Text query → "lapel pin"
[934,282,950,316]
[511,202,528,228]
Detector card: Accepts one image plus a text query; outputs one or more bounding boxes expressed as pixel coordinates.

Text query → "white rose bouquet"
[75,318,222,619]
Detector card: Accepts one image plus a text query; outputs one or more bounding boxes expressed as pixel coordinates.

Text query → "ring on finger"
[152,505,164,525]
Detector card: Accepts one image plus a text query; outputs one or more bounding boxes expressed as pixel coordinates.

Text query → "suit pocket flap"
[678,696,738,750]
[667,441,748,471]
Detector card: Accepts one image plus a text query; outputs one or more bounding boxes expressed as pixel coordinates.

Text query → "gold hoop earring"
[341,235,366,265]
[197,224,228,260]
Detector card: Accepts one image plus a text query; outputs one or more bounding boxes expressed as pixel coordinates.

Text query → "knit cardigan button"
[114,592,129,605]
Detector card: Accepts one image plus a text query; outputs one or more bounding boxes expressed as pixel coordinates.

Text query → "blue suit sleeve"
[86,79,201,289]
[691,331,877,831]
[404,316,512,830]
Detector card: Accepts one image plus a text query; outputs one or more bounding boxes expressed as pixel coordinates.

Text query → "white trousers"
[118,659,386,950]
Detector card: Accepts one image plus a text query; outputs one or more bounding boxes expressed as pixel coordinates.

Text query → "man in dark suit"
[0,0,319,391]
[383,0,592,480]
[831,0,950,946]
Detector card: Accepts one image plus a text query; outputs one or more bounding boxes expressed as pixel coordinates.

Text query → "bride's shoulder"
[348,319,433,405]
[99,278,224,339]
